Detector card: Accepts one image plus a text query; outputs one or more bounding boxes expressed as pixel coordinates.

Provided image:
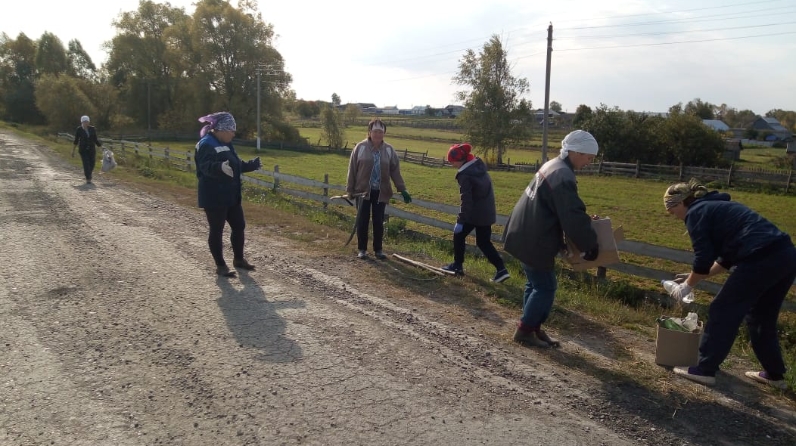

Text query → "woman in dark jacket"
[72,115,102,184]
[194,112,261,277]
[665,179,796,389]
[441,143,509,283]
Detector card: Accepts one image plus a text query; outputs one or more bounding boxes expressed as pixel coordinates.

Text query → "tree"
[0,32,44,124]
[331,93,340,107]
[453,35,532,164]
[35,32,68,77]
[549,100,562,113]
[320,105,343,149]
[684,98,714,119]
[343,104,360,127]
[66,40,97,80]
[34,74,95,130]
[572,104,592,128]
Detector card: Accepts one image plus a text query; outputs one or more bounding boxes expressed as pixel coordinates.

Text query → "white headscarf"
[560,130,599,157]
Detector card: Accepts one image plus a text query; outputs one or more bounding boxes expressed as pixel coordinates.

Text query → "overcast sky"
[3,0,795,114]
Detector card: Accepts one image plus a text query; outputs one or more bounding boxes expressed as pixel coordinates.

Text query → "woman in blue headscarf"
[195,112,262,277]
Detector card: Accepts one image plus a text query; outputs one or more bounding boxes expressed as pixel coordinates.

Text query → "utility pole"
[256,68,261,152]
[541,23,553,164]
[147,80,151,143]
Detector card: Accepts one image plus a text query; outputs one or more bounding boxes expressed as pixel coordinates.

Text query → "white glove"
[221,160,233,177]
[669,283,693,302]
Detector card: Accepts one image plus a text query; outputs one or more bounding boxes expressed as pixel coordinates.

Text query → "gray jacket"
[503,155,597,270]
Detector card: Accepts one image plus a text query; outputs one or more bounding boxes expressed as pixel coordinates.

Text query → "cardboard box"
[655,323,702,367]
[563,217,623,272]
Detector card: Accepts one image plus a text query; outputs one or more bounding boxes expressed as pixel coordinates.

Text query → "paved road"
[0,133,636,445]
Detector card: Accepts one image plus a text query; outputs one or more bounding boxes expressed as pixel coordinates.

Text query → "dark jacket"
[455,158,496,226]
[685,191,793,273]
[73,125,102,151]
[502,154,597,270]
[194,134,259,208]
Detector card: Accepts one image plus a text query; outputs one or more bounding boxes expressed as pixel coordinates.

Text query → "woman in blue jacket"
[195,112,261,277]
[665,179,796,389]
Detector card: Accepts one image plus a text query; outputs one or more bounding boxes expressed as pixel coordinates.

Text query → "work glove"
[453,223,463,234]
[251,156,261,170]
[673,273,690,284]
[221,160,234,177]
[581,246,599,261]
[400,190,412,203]
[669,283,693,302]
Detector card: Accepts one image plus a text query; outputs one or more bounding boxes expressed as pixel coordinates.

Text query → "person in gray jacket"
[441,143,509,283]
[503,130,600,347]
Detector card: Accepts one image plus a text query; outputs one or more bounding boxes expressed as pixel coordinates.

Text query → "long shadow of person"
[215,272,305,363]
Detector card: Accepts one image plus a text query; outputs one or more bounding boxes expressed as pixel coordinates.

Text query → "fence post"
[165,146,170,165]
[635,160,640,178]
[786,167,793,193]
[273,165,280,191]
[323,173,329,210]
[134,143,139,157]
[421,153,426,166]
[678,162,684,181]
[148,142,153,159]
[727,162,734,187]
[404,148,408,160]
[186,152,192,172]
[598,160,603,174]
[597,266,607,279]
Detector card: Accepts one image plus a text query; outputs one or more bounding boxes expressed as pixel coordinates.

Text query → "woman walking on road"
[194,111,262,277]
[72,115,102,184]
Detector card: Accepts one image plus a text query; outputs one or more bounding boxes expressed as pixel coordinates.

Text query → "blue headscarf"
[198,112,236,137]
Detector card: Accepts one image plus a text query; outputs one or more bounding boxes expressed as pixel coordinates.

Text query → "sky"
[2,0,795,115]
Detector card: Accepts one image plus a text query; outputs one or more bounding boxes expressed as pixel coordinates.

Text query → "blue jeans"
[520,264,558,328]
[697,243,796,376]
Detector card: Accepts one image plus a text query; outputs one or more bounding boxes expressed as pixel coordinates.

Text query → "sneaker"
[512,328,550,348]
[441,263,464,276]
[673,366,716,386]
[537,329,560,347]
[233,258,255,270]
[357,250,368,259]
[216,265,236,277]
[744,371,787,390]
[374,251,387,260]
[491,268,510,283]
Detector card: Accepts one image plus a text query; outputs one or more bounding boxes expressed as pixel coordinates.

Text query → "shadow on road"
[215,273,305,363]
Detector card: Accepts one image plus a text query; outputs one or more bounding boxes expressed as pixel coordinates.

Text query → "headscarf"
[663,178,709,210]
[81,115,90,123]
[559,130,599,157]
[198,112,236,137]
[447,143,475,163]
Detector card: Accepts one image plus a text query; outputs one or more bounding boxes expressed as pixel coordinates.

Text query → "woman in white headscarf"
[72,115,103,184]
[503,130,600,348]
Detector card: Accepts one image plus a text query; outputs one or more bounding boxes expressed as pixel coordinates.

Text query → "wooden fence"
[58,134,796,305]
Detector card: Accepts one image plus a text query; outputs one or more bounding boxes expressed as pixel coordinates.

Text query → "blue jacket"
[685,191,792,273]
[194,134,259,208]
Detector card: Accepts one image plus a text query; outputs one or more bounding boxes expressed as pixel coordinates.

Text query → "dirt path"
[0,130,794,445]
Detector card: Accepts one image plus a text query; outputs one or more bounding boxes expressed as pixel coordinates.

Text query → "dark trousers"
[356,189,386,252]
[698,243,796,376]
[79,147,96,181]
[453,223,505,270]
[203,203,246,266]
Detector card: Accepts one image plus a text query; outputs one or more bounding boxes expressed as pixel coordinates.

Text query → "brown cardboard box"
[564,217,623,272]
[655,323,703,367]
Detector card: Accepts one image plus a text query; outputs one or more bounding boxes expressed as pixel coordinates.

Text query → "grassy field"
[12,123,796,391]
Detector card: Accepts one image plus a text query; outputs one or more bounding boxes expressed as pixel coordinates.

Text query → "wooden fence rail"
[57,134,796,303]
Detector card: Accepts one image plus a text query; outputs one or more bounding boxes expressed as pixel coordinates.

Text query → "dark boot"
[513,327,550,348]
[216,265,236,277]
[537,329,560,347]
[233,258,255,270]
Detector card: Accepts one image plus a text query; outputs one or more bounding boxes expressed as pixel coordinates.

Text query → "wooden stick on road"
[392,254,456,277]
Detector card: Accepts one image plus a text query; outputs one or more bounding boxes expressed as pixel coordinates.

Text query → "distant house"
[703,119,730,132]
[379,105,400,115]
[408,106,427,115]
[444,105,465,117]
[751,117,793,141]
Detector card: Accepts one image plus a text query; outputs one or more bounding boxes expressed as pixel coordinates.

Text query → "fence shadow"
[215,273,305,363]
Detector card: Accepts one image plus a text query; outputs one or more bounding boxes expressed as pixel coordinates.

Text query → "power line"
[553,0,789,24]
[556,30,796,52]
[557,21,796,40]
